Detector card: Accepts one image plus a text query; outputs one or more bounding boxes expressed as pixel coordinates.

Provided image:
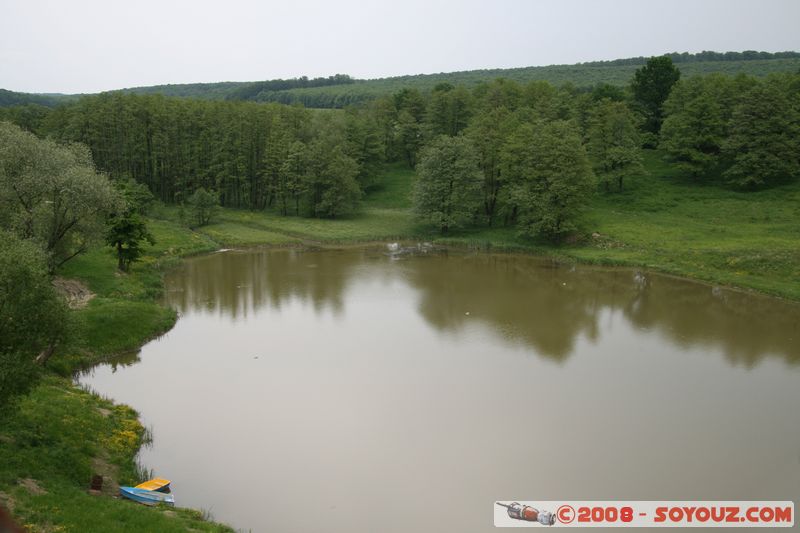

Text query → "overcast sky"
[1,0,799,94]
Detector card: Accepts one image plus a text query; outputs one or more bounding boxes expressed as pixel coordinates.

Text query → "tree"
[590,83,627,102]
[105,212,155,272]
[105,179,155,271]
[723,80,800,188]
[343,108,386,189]
[587,100,644,190]
[425,85,473,137]
[0,121,119,271]
[280,141,309,215]
[413,135,483,233]
[305,143,362,218]
[502,121,595,241]
[187,187,220,226]
[660,76,728,178]
[394,110,423,166]
[0,231,68,410]
[630,56,681,139]
[464,106,515,224]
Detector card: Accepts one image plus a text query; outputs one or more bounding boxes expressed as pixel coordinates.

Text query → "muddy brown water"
[78,247,800,532]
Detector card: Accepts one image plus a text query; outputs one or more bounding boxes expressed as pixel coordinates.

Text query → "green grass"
[575,151,800,299]
[440,151,800,300]
[144,153,800,300]
[53,219,218,374]
[364,162,415,209]
[0,376,232,533]
[0,218,233,531]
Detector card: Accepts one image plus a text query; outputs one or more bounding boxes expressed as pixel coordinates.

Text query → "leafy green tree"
[305,144,362,218]
[394,110,423,166]
[590,83,627,102]
[521,81,563,121]
[473,79,524,112]
[630,56,681,139]
[660,76,728,178]
[187,187,220,226]
[425,84,473,137]
[413,135,483,233]
[723,80,800,187]
[106,212,155,272]
[280,141,309,215]
[502,121,595,241]
[464,106,515,224]
[106,179,156,271]
[343,108,386,189]
[392,88,426,122]
[318,148,362,218]
[0,121,119,271]
[0,231,68,410]
[587,100,643,190]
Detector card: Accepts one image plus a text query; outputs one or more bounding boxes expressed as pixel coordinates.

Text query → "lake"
[78,246,800,532]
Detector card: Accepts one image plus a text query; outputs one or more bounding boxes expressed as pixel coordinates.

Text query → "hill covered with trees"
[2,51,798,109]
[3,56,793,239]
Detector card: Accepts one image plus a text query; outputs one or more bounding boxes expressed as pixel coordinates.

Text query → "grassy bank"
[439,151,800,300]
[160,153,799,300]
[0,376,233,532]
[1,219,232,532]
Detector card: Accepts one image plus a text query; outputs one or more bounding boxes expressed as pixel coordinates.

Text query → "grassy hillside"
[250,57,800,107]
[0,88,68,108]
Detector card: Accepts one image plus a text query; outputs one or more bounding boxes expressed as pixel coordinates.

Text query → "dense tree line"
[660,72,800,187]
[580,50,800,67]
[5,51,797,111]
[227,74,355,101]
[229,56,800,109]
[0,88,63,108]
[36,93,385,217]
[3,57,798,239]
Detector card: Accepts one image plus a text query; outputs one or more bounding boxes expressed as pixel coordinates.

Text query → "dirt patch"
[52,277,95,309]
[162,510,178,519]
[18,478,46,495]
[0,434,13,445]
[91,456,119,496]
[0,491,15,513]
[96,407,112,418]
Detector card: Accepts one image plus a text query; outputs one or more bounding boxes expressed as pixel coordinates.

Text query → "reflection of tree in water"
[165,248,800,366]
[77,349,142,378]
[407,254,617,361]
[407,253,800,366]
[620,275,800,367]
[165,249,362,318]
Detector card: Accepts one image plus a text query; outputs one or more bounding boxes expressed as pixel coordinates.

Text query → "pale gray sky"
[1,0,799,94]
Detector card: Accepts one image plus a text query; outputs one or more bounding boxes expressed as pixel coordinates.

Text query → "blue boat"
[119,486,175,506]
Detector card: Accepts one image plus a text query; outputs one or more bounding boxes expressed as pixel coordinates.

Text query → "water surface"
[79,247,800,532]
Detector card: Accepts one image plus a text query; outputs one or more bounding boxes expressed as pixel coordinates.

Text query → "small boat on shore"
[135,477,171,493]
[120,486,175,506]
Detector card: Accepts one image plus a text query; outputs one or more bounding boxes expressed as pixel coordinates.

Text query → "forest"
[2,51,799,109]
[3,56,798,238]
